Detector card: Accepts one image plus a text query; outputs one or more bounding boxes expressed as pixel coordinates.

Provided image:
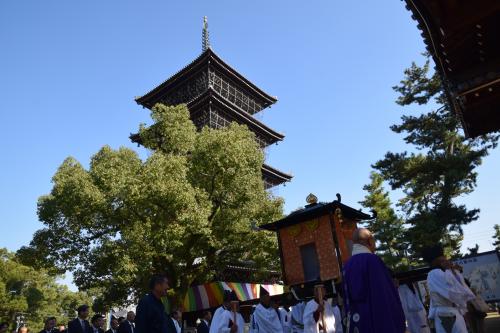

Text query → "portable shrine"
[260,194,372,292]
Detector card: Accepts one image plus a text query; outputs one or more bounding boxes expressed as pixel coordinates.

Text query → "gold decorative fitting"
[335,208,344,224]
[305,219,319,231]
[288,225,302,237]
[306,193,318,204]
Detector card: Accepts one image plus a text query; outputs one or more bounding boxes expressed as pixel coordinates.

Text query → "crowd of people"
[1,228,490,333]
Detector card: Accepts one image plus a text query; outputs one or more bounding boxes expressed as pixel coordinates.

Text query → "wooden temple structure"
[404,0,500,137]
[133,17,291,188]
[260,194,372,296]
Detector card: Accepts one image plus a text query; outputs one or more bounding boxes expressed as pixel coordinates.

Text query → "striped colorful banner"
[182,282,284,312]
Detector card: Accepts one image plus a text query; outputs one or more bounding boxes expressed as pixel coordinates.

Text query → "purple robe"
[343,253,406,333]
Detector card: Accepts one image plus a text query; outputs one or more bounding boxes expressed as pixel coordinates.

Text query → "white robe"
[427,269,475,333]
[331,306,342,333]
[218,310,245,333]
[291,302,305,333]
[445,269,468,315]
[210,306,229,333]
[250,304,283,333]
[398,284,430,333]
[303,299,342,333]
[279,308,292,333]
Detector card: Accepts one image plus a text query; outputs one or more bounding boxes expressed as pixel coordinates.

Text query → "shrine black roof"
[260,201,372,231]
[135,48,278,112]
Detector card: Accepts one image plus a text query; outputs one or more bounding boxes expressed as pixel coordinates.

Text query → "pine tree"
[360,172,408,270]
[493,224,500,250]
[466,244,479,256]
[373,58,499,257]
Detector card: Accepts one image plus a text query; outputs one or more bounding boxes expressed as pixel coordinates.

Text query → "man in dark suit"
[135,274,172,333]
[105,318,119,333]
[0,322,8,333]
[117,312,135,333]
[68,305,92,333]
[196,311,211,333]
[39,317,57,333]
[90,315,105,333]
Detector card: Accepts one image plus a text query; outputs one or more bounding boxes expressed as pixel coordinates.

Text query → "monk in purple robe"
[343,228,406,333]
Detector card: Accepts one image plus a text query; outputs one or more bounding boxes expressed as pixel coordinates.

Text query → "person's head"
[281,293,294,310]
[452,263,463,273]
[201,311,211,322]
[259,286,271,307]
[17,327,28,333]
[0,323,8,333]
[422,244,447,269]
[44,317,56,330]
[352,228,376,253]
[222,290,232,308]
[171,310,182,322]
[126,311,135,322]
[228,290,240,312]
[58,325,65,332]
[91,315,104,328]
[110,318,119,330]
[149,274,169,298]
[77,305,90,320]
[118,317,125,325]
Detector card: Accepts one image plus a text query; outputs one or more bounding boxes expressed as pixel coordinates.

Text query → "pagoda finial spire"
[202,16,210,52]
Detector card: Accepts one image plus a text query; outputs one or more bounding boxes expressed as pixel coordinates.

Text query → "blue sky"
[1,0,499,273]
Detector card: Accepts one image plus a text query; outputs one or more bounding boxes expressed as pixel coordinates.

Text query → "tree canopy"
[18,104,283,308]
[493,224,500,251]
[0,248,91,332]
[366,57,498,263]
[360,172,407,270]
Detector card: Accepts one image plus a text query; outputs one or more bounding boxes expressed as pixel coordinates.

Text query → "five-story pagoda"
[133,17,291,189]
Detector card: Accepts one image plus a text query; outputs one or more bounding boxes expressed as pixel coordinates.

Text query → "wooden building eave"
[404,0,500,137]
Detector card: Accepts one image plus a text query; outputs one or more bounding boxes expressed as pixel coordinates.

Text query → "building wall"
[278,215,340,285]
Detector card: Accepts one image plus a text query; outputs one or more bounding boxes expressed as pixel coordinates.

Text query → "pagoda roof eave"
[188,89,285,143]
[135,48,277,109]
[262,163,292,182]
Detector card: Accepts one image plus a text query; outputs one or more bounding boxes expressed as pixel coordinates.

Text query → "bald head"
[352,228,376,252]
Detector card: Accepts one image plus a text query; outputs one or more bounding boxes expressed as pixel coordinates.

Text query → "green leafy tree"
[0,248,91,332]
[18,104,283,308]
[373,58,499,257]
[360,172,408,270]
[466,244,479,256]
[493,224,500,250]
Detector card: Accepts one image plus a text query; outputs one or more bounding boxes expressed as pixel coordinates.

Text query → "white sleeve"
[210,308,223,333]
[253,305,283,333]
[215,310,232,333]
[333,306,343,333]
[428,270,474,308]
[302,301,318,333]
